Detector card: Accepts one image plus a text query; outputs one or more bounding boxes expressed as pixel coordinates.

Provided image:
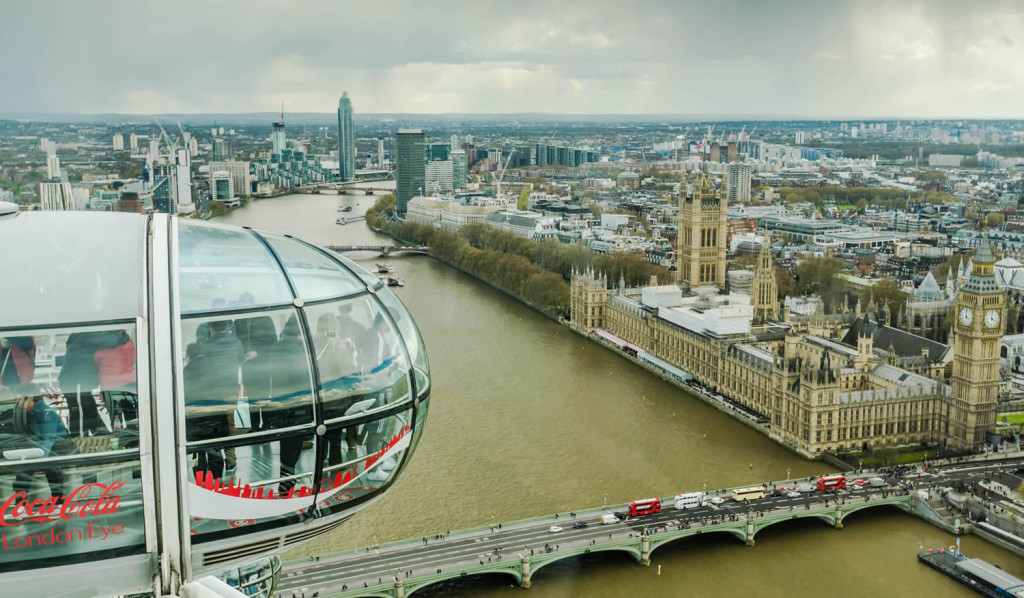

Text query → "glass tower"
[395,128,425,216]
[337,92,355,182]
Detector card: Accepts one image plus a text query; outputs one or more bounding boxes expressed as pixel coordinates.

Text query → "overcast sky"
[3,0,1022,118]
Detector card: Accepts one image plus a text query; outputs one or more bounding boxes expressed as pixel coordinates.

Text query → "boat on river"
[373,263,394,273]
[918,546,1024,596]
[379,276,404,287]
[338,205,353,212]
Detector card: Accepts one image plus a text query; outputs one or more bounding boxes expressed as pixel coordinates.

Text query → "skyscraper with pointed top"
[337,92,355,182]
[271,101,286,156]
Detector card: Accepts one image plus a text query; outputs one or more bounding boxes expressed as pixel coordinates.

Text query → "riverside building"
[570,176,1006,456]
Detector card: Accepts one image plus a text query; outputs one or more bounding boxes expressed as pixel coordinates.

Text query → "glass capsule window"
[0,324,144,570]
[0,210,429,587]
[175,223,429,543]
[178,220,292,314]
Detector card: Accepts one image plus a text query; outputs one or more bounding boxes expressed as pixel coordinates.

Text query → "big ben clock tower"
[950,238,1005,448]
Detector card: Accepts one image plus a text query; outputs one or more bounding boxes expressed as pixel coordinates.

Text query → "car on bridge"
[852,479,869,487]
[786,490,802,498]
[710,496,726,505]
[549,526,563,533]
[573,521,589,529]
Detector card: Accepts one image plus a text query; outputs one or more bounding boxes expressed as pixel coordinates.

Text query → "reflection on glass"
[182,309,315,445]
[0,324,142,569]
[0,325,140,461]
[332,254,385,288]
[0,457,144,569]
[188,434,318,538]
[260,233,365,300]
[320,410,411,496]
[177,220,292,314]
[375,285,430,395]
[306,297,411,423]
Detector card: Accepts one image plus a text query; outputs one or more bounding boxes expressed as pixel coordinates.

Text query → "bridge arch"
[750,512,835,538]
[404,568,522,597]
[647,526,747,558]
[529,544,643,577]
[841,499,911,520]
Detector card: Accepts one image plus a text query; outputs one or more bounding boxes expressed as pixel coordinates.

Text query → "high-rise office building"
[149,139,160,161]
[337,92,355,182]
[112,134,124,151]
[450,134,459,152]
[395,128,426,216]
[451,149,468,190]
[213,138,232,161]
[427,142,450,162]
[725,163,752,203]
[210,171,235,200]
[794,131,805,145]
[425,160,453,193]
[129,133,138,151]
[46,155,61,180]
[39,181,75,211]
[377,137,386,168]
[176,148,194,215]
[207,161,252,197]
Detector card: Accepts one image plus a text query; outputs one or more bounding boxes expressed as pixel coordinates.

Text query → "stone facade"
[570,251,1001,455]
[676,174,727,291]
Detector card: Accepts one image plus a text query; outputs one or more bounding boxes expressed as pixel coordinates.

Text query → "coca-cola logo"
[0,482,125,528]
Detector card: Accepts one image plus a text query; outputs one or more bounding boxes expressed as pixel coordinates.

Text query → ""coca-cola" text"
[0,482,125,528]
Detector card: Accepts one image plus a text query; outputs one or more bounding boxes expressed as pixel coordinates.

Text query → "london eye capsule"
[0,204,430,597]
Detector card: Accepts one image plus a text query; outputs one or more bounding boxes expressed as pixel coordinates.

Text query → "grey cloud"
[1,0,1021,116]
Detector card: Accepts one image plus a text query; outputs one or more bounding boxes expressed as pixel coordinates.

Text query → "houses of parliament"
[570,174,1004,457]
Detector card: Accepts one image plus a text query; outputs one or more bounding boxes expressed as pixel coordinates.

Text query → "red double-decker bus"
[817,475,846,491]
[628,498,662,516]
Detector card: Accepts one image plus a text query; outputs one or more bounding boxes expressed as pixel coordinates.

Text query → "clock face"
[985,309,1000,328]
[959,307,973,326]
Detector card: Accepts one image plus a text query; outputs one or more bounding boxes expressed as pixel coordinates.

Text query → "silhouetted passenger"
[267,316,312,492]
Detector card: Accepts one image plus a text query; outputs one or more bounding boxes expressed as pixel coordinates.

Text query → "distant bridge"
[327,244,429,257]
[278,475,917,597]
[299,181,394,195]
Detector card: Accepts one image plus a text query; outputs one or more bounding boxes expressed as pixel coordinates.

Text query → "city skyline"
[3,0,1023,118]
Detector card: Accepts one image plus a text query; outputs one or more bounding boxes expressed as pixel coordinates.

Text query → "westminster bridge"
[276,473,929,597]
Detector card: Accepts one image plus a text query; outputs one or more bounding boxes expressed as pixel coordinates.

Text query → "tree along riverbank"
[365,194,670,317]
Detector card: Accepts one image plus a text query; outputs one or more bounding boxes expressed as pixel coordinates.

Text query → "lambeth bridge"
[299,183,395,195]
[327,245,429,257]
[276,474,926,597]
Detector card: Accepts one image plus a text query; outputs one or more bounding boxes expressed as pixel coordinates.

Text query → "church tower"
[751,236,779,324]
[949,238,1005,448]
[676,173,727,291]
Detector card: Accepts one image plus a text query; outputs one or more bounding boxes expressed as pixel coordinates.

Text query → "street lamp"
[786,468,791,481]
[702,480,707,494]
[603,494,608,510]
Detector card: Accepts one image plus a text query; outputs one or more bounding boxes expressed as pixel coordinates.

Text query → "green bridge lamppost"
[603,494,608,510]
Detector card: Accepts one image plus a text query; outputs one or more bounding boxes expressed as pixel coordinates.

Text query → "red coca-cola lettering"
[0,482,125,528]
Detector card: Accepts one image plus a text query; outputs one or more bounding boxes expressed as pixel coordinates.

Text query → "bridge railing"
[281,472,861,567]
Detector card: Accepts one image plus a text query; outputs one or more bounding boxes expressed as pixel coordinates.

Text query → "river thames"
[215,190,1024,597]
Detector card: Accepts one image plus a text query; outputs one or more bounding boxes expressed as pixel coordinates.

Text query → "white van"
[674,491,706,510]
[601,514,618,525]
